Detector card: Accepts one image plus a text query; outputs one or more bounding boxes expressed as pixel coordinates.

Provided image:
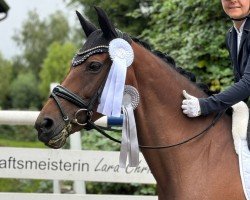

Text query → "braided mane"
[132,37,214,96]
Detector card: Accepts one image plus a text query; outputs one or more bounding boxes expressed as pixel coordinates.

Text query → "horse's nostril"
[42,118,54,130]
[34,117,54,143]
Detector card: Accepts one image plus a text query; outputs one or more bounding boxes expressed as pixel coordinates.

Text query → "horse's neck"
[129,43,215,146]
[128,43,235,193]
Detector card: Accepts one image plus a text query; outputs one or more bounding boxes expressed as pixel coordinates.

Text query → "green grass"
[0,179,52,193]
[0,137,46,148]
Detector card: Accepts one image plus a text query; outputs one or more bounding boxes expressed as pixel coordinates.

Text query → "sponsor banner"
[0,147,156,184]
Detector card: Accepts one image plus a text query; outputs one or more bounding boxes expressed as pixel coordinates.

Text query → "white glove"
[181,90,201,117]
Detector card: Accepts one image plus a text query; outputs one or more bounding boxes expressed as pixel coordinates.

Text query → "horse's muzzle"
[35,117,71,149]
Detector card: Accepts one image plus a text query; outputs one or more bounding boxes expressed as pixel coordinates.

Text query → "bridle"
[50,78,224,150]
[50,79,106,129]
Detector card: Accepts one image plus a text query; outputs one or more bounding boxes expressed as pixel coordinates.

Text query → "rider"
[181,0,250,149]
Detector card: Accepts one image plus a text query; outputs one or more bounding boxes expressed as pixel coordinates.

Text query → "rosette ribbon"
[96,38,139,168]
[119,104,139,168]
[97,38,134,117]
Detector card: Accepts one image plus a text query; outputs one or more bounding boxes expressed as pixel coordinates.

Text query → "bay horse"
[35,7,245,199]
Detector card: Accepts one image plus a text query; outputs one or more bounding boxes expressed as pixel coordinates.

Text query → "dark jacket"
[199,17,250,115]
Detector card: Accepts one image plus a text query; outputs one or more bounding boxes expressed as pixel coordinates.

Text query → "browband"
[71,29,131,67]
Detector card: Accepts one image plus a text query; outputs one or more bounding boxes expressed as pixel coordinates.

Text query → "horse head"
[35,7,132,148]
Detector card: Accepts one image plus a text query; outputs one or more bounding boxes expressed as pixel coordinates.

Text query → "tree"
[13,10,70,78]
[39,42,76,98]
[141,0,233,91]
[9,72,41,109]
[67,0,153,36]
[0,53,13,108]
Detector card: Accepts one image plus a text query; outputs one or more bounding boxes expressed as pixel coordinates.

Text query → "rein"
[87,112,224,149]
[50,83,224,149]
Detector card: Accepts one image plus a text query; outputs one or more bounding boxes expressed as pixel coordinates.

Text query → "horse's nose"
[42,118,54,129]
[35,117,54,142]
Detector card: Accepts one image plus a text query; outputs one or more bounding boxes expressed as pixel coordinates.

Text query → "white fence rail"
[0,193,157,200]
[0,110,108,126]
[0,110,157,200]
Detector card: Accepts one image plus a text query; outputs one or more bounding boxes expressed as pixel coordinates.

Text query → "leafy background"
[0,0,234,195]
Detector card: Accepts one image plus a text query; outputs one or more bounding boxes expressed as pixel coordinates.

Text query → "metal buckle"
[63,116,69,122]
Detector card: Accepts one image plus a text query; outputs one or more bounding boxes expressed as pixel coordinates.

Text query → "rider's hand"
[181,90,201,117]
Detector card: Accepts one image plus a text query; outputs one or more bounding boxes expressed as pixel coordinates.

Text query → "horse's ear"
[94,6,118,40]
[76,10,97,37]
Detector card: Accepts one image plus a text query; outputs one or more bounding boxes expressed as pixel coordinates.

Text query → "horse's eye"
[87,62,102,73]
